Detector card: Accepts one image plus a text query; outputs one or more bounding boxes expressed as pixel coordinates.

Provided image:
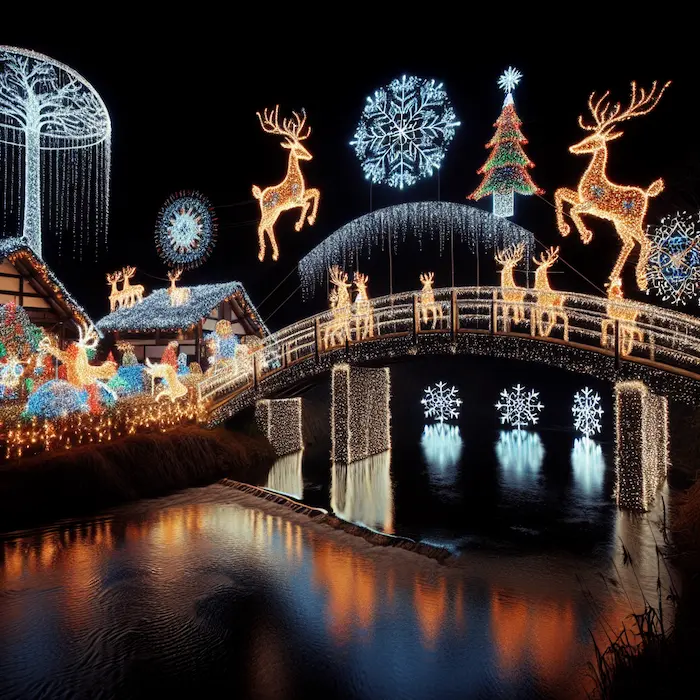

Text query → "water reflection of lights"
[421,424,463,489]
[330,450,393,533]
[265,450,304,499]
[571,437,606,496]
[495,430,544,487]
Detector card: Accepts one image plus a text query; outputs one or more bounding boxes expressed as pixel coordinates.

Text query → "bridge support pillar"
[331,364,391,464]
[255,398,303,457]
[614,380,669,511]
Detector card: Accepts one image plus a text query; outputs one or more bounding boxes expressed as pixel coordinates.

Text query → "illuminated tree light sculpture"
[496,384,543,429]
[555,81,670,292]
[494,243,526,331]
[421,382,462,423]
[469,67,542,218]
[571,387,604,438]
[351,74,460,190]
[155,191,217,270]
[0,46,111,259]
[531,246,568,340]
[647,211,700,306]
[252,106,320,262]
[418,272,444,329]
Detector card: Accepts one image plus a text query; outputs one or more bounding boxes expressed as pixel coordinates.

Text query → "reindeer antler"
[533,245,560,267]
[106,270,122,284]
[122,266,136,280]
[76,320,99,350]
[257,105,310,141]
[329,265,349,286]
[579,81,671,133]
[354,271,369,286]
[495,242,525,266]
[282,110,310,141]
[167,269,182,283]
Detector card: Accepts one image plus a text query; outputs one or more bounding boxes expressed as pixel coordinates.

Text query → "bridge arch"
[297,202,535,297]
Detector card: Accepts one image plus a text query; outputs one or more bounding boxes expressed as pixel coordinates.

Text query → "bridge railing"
[197,287,700,407]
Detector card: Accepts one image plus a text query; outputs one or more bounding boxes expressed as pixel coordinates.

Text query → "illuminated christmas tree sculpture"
[469,67,542,218]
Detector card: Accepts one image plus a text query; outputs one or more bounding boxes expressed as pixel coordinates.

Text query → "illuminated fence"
[198,286,700,413]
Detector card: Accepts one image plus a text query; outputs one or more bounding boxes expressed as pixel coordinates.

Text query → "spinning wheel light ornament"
[351,75,460,190]
[155,191,217,269]
[554,80,670,293]
[647,211,700,306]
[0,46,111,259]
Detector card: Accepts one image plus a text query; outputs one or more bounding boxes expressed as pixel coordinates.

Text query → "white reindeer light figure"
[120,266,144,308]
[144,358,188,403]
[494,243,526,331]
[532,246,569,340]
[418,272,443,329]
[353,272,374,340]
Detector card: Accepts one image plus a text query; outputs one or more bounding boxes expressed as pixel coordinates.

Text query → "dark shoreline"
[0,427,274,535]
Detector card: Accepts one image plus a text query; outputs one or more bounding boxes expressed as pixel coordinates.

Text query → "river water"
[0,358,677,699]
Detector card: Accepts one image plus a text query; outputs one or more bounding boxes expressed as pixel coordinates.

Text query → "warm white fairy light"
[496,384,543,429]
[421,381,462,423]
[331,364,390,464]
[572,387,604,437]
[614,380,669,511]
[255,398,302,457]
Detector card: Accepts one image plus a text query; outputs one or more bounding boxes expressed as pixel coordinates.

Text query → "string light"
[297,202,535,298]
[421,382,462,422]
[572,387,604,437]
[255,398,302,457]
[495,243,527,330]
[353,272,374,339]
[252,106,320,262]
[0,46,111,259]
[531,246,569,339]
[469,67,541,218]
[155,191,217,270]
[496,384,543,428]
[555,80,671,293]
[418,272,444,329]
[331,363,390,464]
[350,75,460,190]
[614,380,669,510]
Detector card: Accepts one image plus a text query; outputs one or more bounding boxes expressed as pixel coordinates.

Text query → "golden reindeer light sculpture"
[601,278,643,357]
[144,358,188,403]
[120,266,144,308]
[555,80,670,292]
[532,246,569,340]
[494,243,526,331]
[418,272,443,329]
[353,272,374,340]
[252,106,321,262]
[323,266,352,349]
[106,270,124,312]
[167,269,190,307]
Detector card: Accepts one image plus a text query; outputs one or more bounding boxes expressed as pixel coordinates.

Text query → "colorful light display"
[555,81,670,292]
[469,67,542,218]
[0,46,111,259]
[647,211,700,305]
[532,246,569,339]
[421,382,462,423]
[252,106,320,262]
[571,387,604,437]
[496,384,544,429]
[155,191,217,270]
[351,75,460,189]
[144,357,188,403]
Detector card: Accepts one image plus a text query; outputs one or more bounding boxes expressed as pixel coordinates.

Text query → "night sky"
[2,25,697,330]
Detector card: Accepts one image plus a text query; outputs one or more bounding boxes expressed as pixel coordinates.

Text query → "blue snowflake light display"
[155,191,217,270]
[647,211,700,306]
[350,75,460,190]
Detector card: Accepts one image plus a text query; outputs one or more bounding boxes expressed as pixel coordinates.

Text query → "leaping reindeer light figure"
[252,106,320,262]
[555,81,670,293]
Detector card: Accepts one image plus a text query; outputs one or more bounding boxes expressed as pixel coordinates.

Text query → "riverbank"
[0,427,274,534]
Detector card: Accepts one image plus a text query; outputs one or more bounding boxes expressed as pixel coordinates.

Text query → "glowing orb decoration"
[647,211,700,305]
[572,387,604,438]
[350,75,460,189]
[155,191,217,269]
[421,381,462,423]
[495,384,543,429]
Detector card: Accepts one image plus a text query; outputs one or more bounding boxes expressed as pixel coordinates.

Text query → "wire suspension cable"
[264,284,302,325]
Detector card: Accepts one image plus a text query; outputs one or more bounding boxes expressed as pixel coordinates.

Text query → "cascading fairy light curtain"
[0,46,111,260]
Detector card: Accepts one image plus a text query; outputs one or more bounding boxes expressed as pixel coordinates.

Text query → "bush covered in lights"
[107,364,145,397]
[25,380,88,419]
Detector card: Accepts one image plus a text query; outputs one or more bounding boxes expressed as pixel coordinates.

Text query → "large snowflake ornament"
[155,191,217,269]
[497,66,523,94]
[350,75,460,190]
[572,387,604,438]
[421,381,462,423]
[495,384,544,429]
[647,211,700,306]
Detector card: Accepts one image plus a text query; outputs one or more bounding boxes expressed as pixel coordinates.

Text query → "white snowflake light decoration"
[495,384,544,429]
[647,211,700,306]
[572,387,604,438]
[421,381,462,423]
[350,75,460,190]
[497,66,523,94]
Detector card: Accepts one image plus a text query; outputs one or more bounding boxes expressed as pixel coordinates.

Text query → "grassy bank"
[0,427,274,534]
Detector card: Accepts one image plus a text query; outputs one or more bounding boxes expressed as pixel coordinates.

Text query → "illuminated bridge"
[198,285,700,424]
